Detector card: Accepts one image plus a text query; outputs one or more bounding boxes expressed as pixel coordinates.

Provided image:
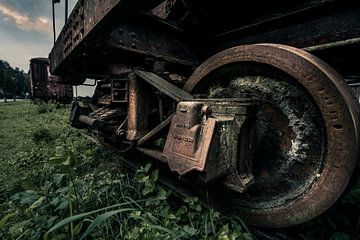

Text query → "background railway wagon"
[29,58,73,103]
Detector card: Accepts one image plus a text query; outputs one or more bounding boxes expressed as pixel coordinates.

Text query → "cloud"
[0,0,78,71]
[0,36,52,71]
[0,3,52,36]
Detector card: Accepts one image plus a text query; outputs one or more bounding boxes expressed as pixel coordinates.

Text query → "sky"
[0,0,77,71]
[0,0,94,96]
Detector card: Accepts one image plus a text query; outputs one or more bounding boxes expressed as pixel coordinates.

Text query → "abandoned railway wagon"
[29,58,73,102]
[49,0,360,227]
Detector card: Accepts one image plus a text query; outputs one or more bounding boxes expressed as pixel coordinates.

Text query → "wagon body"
[29,58,73,102]
[49,0,360,228]
[50,0,360,83]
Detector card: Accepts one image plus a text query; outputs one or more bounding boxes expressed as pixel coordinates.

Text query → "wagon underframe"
[49,0,360,228]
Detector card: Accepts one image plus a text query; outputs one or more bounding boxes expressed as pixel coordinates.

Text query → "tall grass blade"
[44,201,145,239]
[80,208,135,240]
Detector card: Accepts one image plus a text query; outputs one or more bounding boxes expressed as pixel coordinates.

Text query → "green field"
[0,101,359,240]
[0,101,254,240]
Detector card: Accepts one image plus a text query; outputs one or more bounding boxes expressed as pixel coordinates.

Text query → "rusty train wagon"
[29,58,73,102]
[49,0,360,227]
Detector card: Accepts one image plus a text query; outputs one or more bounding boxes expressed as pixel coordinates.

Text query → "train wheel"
[184,44,359,228]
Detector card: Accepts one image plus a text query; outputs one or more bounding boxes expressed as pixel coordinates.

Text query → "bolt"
[201,105,212,115]
[116,129,126,137]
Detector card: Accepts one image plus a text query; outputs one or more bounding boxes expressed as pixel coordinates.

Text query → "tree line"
[0,60,29,102]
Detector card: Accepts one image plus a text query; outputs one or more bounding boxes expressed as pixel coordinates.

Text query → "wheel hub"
[183,44,359,227]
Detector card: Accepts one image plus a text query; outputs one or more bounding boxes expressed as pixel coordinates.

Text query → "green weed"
[0,101,253,240]
[1,101,359,239]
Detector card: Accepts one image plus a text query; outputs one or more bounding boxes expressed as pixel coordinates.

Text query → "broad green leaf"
[135,172,149,183]
[142,181,155,196]
[144,163,152,173]
[150,169,159,182]
[156,187,167,200]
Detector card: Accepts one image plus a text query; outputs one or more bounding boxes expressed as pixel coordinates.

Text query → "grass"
[0,101,359,240]
[0,101,253,240]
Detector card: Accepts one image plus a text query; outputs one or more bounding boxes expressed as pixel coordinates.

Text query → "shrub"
[32,128,54,143]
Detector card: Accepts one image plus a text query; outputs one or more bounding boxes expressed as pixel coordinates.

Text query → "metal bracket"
[134,70,193,101]
[162,98,257,190]
[163,102,216,175]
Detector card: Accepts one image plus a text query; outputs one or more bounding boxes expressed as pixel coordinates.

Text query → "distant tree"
[17,70,29,97]
[0,60,10,102]
[0,60,28,101]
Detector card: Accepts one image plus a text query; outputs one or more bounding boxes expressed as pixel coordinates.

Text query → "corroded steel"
[163,98,257,186]
[134,70,193,101]
[137,114,174,146]
[126,73,150,141]
[163,102,216,175]
[50,0,360,229]
[185,44,359,227]
[49,0,197,79]
[50,0,121,72]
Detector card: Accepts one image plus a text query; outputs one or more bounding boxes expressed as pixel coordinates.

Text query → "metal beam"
[134,70,193,101]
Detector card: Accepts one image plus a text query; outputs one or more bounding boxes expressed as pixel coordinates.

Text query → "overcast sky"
[0,0,77,72]
[0,0,95,96]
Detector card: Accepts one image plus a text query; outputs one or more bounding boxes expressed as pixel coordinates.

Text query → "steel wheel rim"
[185,44,359,227]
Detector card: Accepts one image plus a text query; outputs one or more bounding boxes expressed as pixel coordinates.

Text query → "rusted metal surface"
[185,44,359,227]
[200,99,257,186]
[50,0,121,73]
[180,0,337,33]
[50,0,360,82]
[137,114,173,146]
[126,73,150,141]
[207,8,360,56]
[163,102,216,175]
[163,98,257,186]
[111,78,128,103]
[49,0,197,79]
[137,147,167,163]
[134,70,193,101]
[69,101,90,128]
[108,23,197,66]
[79,115,99,128]
[51,0,360,229]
